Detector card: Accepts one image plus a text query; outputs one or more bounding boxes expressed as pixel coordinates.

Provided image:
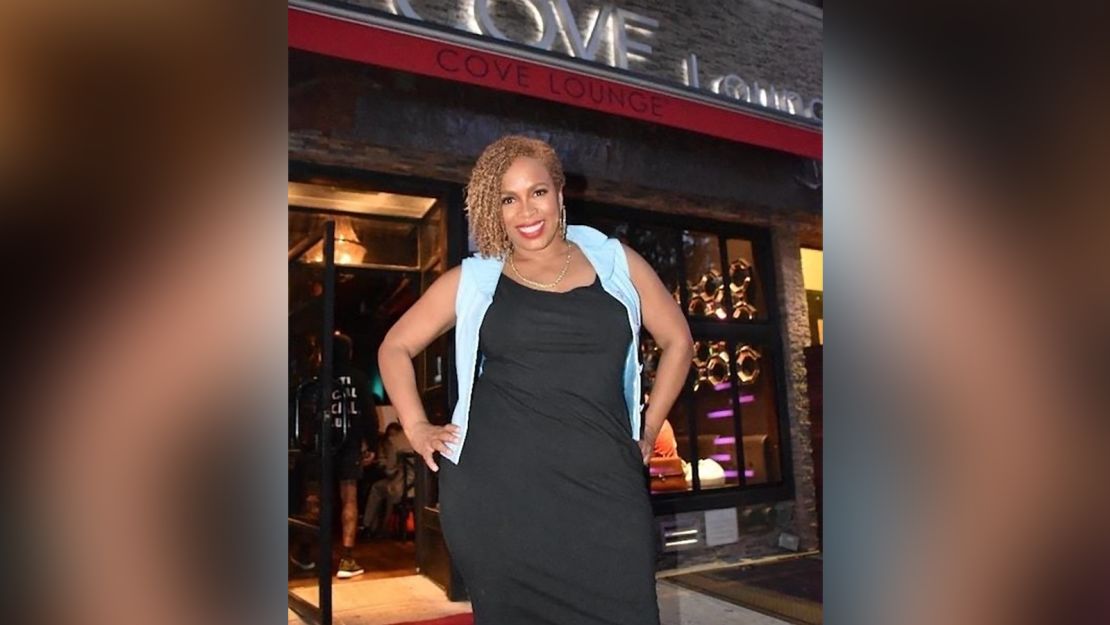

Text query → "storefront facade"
[288,0,822,606]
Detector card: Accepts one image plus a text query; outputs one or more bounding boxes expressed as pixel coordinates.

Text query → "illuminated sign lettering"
[388,0,821,122]
[433,47,665,117]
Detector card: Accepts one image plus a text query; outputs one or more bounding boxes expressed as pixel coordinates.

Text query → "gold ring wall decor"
[702,270,725,303]
[686,265,763,320]
[687,268,726,318]
[736,345,762,384]
[690,342,763,389]
[691,340,730,391]
[692,340,712,369]
[728,258,758,319]
[732,301,758,320]
[688,296,711,317]
[729,258,752,297]
[705,353,730,387]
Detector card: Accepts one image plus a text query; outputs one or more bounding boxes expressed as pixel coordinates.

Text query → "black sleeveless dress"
[439,272,660,625]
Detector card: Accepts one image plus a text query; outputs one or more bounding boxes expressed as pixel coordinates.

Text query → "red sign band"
[289,7,822,160]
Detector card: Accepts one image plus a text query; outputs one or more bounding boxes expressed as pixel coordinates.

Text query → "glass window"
[579,209,789,496]
[682,231,727,320]
[690,339,741,489]
[734,341,783,485]
[582,219,683,306]
[724,238,768,321]
[801,248,823,345]
[641,334,697,494]
[619,225,682,306]
[290,210,422,269]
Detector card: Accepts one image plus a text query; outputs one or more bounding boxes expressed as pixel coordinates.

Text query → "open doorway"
[288,172,456,618]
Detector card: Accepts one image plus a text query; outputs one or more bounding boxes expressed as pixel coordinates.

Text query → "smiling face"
[500,156,564,253]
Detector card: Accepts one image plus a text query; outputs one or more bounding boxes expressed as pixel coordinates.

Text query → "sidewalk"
[657,578,794,625]
[288,574,792,625]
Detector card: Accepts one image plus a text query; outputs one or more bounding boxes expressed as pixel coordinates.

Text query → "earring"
[559,203,567,238]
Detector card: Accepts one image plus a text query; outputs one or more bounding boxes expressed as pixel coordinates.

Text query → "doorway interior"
[288,170,464,623]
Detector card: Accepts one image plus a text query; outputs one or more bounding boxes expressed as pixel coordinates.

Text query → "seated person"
[647,419,685,492]
[652,418,679,459]
[361,423,415,537]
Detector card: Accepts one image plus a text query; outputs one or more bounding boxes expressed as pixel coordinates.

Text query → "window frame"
[572,199,797,514]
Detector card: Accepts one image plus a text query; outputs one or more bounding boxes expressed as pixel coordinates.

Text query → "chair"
[389,452,419,541]
[741,434,769,484]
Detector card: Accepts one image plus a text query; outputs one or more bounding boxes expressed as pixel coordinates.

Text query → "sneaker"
[289,554,315,571]
[336,557,364,579]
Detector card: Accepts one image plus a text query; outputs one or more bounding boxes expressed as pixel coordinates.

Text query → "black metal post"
[318,221,336,625]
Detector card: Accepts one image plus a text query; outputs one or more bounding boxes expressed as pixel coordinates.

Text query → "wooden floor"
[289,574,472,625]
[289,536,418,589]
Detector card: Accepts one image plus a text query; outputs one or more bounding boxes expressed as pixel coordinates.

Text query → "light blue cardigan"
[442,224,644,465]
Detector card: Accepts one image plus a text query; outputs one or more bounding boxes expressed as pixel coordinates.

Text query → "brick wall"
[290,54,821,225]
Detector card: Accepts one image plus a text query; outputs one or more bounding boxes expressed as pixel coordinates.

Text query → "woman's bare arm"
[623,244,695,463]
[377,266,463,471]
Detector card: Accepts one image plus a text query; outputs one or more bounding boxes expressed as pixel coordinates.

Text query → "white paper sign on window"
[704,507,739,546]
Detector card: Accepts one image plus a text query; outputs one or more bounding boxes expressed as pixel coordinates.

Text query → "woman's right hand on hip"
[407,422,461,472]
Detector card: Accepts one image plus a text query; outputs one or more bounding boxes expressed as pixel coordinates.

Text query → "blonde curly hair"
[465,135,566,258]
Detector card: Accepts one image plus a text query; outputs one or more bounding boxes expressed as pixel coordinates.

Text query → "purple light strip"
[722,470,739,478]
[705,395,758,419]
[710,382,757,404]
[744,469,755,478]
[714,436,735,445]
[710,453,732,462]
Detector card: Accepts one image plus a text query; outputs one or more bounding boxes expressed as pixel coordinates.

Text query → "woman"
[378,135,693,624]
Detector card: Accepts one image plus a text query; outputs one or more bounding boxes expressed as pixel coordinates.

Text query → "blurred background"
[825,4,1110,625]
[0,1,1106,624]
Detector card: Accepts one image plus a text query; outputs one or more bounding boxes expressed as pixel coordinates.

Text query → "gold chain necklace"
[509,242,575,290]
